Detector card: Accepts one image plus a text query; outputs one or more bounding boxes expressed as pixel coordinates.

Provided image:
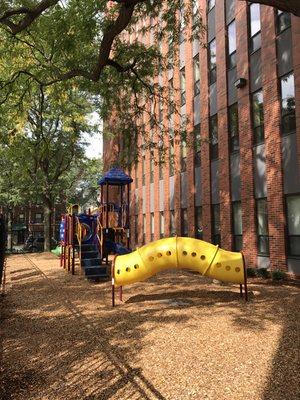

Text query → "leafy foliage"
[0,0,206,164]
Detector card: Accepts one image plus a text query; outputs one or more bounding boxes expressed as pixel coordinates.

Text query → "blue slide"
[105,240,131,255]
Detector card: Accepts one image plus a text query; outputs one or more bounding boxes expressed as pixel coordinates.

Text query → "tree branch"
[239,0,300,16]
[0,0,59,34]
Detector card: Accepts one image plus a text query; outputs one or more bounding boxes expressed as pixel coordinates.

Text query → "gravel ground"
[0,253,299,400]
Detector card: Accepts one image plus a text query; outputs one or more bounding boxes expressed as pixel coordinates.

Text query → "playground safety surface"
[1,253,299,400]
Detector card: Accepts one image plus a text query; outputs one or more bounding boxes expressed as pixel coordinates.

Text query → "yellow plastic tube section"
[114,237,245,287]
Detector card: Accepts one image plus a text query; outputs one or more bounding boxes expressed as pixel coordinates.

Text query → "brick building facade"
[0,204,66,245]
[103,1,300,275]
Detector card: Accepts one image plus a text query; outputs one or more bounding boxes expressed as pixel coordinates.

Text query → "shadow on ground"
[0,257,299,399]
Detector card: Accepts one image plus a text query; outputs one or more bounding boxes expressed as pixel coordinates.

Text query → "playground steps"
[80,244,110,281]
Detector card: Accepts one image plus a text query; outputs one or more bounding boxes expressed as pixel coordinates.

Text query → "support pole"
[239,284,243,298]
[242,252,249,302]
[71,214,75,275]
[112,257,115,307]
[127,184,130,249]
[119,286,123,302]
[106,183,109,229]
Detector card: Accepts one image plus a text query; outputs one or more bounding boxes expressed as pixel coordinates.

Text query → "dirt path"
[0,253,299,400]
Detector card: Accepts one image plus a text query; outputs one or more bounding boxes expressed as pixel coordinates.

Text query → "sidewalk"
[0,253,299,400]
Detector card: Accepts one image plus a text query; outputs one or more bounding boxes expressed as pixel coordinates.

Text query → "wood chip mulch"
[0,253,299,400]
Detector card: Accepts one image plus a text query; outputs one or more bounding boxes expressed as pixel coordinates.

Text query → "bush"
[246,267,257,277]
[256,268,271,279]
[272,270,287,281]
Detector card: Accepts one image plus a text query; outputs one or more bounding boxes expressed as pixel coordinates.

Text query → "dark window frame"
[251,89,265,145]
[280,72,296,137]
[285,193,300,258]
[195,206,203,239]
[193,55,200,96]
[208,39,217,85]
[211,203,221,246]
[181,208,188,237]
[232,201,243,251]
[249,3,262,54]
[227,20,237,69]
[256,198,270,256]
[228,103,239,153]
[209,114,218,160]
[276,9,291,35]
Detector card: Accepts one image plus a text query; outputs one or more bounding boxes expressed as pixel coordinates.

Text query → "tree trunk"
[43,202,52,252]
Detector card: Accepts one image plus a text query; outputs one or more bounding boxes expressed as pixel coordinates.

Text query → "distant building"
[0,203,66,245]
[103,1,300,276]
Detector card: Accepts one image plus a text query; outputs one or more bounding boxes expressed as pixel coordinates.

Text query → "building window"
[192,0,199,27]
[249,3,261,53]
[180,67,186,106]
[143,214,146,244]
[209,114,218,160]
[150,154,154,183]
[170,210,176,236]
[227,20,236,69]
[135,214,139,244]
[208,39,217,85]
[158,142,164,180]
[181,208,188,237]
[228,103,239,153]
[168,78,174,116]
[181,137,187,172]
[251,90,264,145]
[194,123,201,167]
[135,163,138,188]
[142,155,145,185]
[150,213,154,242]
[193,55,200,96]
[212,204,221,246]
[159,211,165,238]
[232,201,243,251]
[207,0,215,12]
[35,213,43,223]
[179,0,185,43]
[19,213,25,223]
[169,139,175,177]
[195,206,203,239]
[277,9,291,34]
[256,198,270,256]
[280,72,296,136]
[286,195,300,257]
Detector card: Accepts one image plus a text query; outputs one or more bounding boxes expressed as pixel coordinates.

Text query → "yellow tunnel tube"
[113,237,245,287]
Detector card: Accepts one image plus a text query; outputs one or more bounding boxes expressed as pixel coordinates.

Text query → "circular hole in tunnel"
[166,251,172,256]
[182,251,188,256]
[126,267,131,272]
[157,253,162,258]
[200,255,206,260]
[225,266,231,271]
[235,267,241,273]
[191,252,197,257]
[149,256,154,262]
[216,263,222,268]
[117,269,121,274]
[134,264,139,269]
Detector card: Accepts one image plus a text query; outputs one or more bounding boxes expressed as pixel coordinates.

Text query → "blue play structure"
[60,168,132,280]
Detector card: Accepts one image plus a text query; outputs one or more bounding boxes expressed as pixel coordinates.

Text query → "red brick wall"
[216,0,232,250]
[199,0,212,243]
[261,6,287,271]
[236,1,257,268]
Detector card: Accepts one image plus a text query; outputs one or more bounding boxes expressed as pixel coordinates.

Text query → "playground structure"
[112,237,248,305]
[60,168,132,280]
[60,167,248,302]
